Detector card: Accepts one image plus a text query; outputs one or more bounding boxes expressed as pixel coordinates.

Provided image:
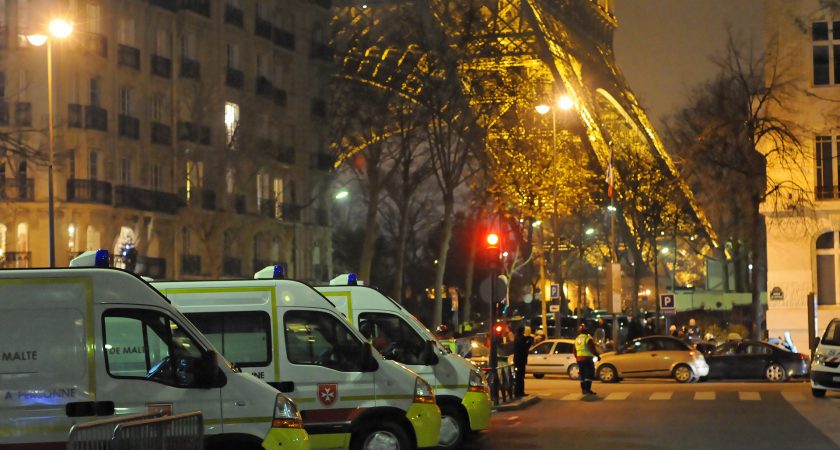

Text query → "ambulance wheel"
[812,388,827,398]
[438,404,468,449]
[533,373,545,379]
[352,420,411,450]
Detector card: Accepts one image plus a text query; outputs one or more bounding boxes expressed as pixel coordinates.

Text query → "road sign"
[660,293,676,314]
[550,284,560,300]
[549,304,560,313]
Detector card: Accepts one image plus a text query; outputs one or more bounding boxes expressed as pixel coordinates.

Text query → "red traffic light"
[486,233,500,249]
[494,324,503,334]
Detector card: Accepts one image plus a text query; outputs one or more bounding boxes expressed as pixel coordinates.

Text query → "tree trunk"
[433,199,455,327]
[391,201,411,303]
[751,198,763,340]
[358,187,380,282]
[463,229,477,325]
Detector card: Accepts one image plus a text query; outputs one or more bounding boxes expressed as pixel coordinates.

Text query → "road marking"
[781,392,806,403]
[561,393,584,401]
[649,392,672,400]
[739,391,760,401]
[605,392,630,401]
[694,392,715,401]
[507,416,519,421]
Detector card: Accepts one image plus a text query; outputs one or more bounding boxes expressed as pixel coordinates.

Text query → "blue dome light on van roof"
[94,249,110,268]
[273,264,286,279]
[347,273,358,286]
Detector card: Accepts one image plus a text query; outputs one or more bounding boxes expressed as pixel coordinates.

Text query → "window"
[185,160,203,201]
[744,343,771,355]
[530,342,552,355]
[284,310,366,372]
[120,158,131,185]
[67,150,75,179]
[623,339,656,354]
[657,338,688,351]
[225,167,235,194]
[223,230,234,256]
[257,171,270,201]
[89,78,101,106]
[812,21,840,86]
[152,94,167,122]
[186,311,271,367]
[817,135,836,200]
[358,313,427,365]
[180,33,196,59]
[88,151,98,179]
[118,17,135,46]
[273,177,284,216]
[257,54,269,78]
[67,223,76,251]
[182,227,191,253]
[712,343,738,356]
[823,319,840,346]
[155,29,170,57]
[103,309,204,387]
[16,223,27,252]
[224,102,239,149]
[226,43,240,69]
[119,87,132,115]
[816,231,840,305]
[86,1,101,34]
[553,342,574,354]
[151,164,161,191]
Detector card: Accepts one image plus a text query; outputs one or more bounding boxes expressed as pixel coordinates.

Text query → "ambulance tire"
[205,433,263,450]
[438,403,468,449]
[352,420,412,450]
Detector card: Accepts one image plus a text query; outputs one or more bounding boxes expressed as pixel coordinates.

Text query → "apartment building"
[764,0,840,347]
[0,0,335,280]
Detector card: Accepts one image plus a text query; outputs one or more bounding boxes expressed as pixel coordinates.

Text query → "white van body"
[0,268,308,450]
[315,284,492,449]
[811,318,840,397]
[153,279,441,450]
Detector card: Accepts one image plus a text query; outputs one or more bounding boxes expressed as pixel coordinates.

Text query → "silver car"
[596,336,709,383]
[508,339,581,379]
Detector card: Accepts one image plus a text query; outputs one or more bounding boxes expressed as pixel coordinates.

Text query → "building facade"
[765,0,840,347]
[0,0,335,280]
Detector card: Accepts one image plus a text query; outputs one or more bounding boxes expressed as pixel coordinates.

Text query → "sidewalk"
[494,394,541,412]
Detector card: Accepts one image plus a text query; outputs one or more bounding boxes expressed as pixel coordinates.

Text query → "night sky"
[613,0,764,126]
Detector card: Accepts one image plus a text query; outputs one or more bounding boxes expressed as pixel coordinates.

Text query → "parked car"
[704,340,809,382]
[596,336,709,383]
[812,318,840,397]
[507,339,581,379]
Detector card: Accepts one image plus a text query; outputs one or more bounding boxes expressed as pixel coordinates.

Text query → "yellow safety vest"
[575,334,594,357]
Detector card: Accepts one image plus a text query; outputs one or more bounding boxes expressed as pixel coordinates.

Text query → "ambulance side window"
[284,310,365,372]
[358,312,426,365]
[185,311,271,367]
[103,309,204,387]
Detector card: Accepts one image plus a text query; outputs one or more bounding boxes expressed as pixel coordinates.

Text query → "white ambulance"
[811,318,840,397]
[0,254,308,450]
[314,275,492,450]
[152,270,441,450]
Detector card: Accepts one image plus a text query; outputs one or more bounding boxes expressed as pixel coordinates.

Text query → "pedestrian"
[669,324,678,337]
[686,318,701,344]
[533,329,546,345]
[574,323,600,396]
[512,326,533,397]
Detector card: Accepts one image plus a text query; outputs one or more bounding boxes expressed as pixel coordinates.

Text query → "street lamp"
[27,18,73,268]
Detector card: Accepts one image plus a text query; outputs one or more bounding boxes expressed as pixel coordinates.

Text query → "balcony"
[151,54,172,78]
[14,102,31,126]
[118,115,140,140]
[274,89,287,107]
[151,122,172,145]
[225,67,244,89]
[315,152,335,171]
[84,106,108,131]
[85,33,108,58]
[1,251,31,268]
[223,256,241,277]
[201,188,216,210]
[277,146,295,164]
[117,44,140,70]
[181,254,201,275]
[273,27,295,50]
[311,99,327,118]
[67,104,82,128]
[66,179,112,204]
[150,0,177,11]
[280,203,301,222]
[309,42,333,61]
[180,57,200,80]
[178,0,210,17]
[256,76,274,97]
[115,185,180,214]
[233,194,246,214]
[255,16,272,40]
[0,177,34,201]
[258,198,274,218]
[224,4,244,27]
[817,186,840,201]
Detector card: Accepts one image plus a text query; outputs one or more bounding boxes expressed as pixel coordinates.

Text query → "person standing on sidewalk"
[512,326,533,397]
[574,323,600,396]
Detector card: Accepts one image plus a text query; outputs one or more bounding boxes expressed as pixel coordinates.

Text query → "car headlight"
[414,377,436,404]
[593,356,599,363]
[814,353,827,366]
[468,369,489,393]
[272,393,303,428]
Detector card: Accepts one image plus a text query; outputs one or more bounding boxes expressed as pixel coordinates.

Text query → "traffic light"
[486,232,500,250]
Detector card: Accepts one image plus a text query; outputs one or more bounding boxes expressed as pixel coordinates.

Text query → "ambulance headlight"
[468,369,488,393]
[413,377,435,404]
[814,352,826,366]
[271,394,303,428]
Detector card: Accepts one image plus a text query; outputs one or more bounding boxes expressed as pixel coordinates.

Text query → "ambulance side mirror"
[422,340,439,366]
[361,342,379,372]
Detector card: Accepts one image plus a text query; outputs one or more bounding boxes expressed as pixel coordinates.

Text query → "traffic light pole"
[488,253,498,371]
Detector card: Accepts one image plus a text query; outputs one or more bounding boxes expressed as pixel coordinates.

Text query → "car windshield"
[823,321,840,346]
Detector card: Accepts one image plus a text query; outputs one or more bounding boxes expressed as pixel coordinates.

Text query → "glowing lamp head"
[486,233,499,249]
[26,34,48,47]
[535,104,551,115]
[49,19,73,39]
[558,95,574,111]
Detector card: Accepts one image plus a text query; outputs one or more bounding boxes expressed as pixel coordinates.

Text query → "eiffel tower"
[336,0,715,241]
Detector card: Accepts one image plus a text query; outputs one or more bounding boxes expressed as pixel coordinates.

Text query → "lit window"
[224,102,240,150]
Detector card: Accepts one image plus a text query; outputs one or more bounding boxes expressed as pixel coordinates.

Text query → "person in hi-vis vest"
[574,323,601,396]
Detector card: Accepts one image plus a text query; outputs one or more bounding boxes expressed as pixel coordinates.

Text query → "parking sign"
[550,284,560,300]
[660,293,675,313]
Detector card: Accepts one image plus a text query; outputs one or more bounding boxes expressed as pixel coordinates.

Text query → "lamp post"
[27,19,73,268]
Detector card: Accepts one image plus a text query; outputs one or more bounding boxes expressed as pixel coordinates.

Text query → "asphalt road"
[463,376,840,450]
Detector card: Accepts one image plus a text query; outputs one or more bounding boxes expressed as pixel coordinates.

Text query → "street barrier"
[483,363,516,405]
[66,411,203,450]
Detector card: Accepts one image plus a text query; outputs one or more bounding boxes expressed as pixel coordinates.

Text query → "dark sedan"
[704,340,809,382]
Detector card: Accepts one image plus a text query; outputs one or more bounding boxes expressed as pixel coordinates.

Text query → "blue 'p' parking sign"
[660,293,675,312]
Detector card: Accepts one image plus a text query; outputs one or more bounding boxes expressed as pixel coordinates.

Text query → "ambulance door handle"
[234,401,247,407]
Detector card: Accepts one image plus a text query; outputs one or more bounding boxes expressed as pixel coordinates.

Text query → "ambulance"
[811,318,840,397]
[314,275,492,450]
[152,268,441,450]
[0,252,309,450]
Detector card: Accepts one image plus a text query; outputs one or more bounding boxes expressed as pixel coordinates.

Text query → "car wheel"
[812,388,827,398]
[351,420,410,450]
[568,364,580,380]
[673,364,694,383]
[437,404,468,450]
[598,365,618,383]
[765,363,786,382]
[533,373,545,379]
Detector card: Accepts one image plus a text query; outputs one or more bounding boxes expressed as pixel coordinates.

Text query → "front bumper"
[811,369,840,390]
[693,360,710,377]
[462,391,492,431]
[406,402,441,448]
[261,428,311,450]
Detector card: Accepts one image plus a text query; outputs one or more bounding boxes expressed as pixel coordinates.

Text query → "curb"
[493,394,541,412]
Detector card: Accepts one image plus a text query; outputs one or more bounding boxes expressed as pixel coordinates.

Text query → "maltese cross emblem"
[318,384,338,406]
